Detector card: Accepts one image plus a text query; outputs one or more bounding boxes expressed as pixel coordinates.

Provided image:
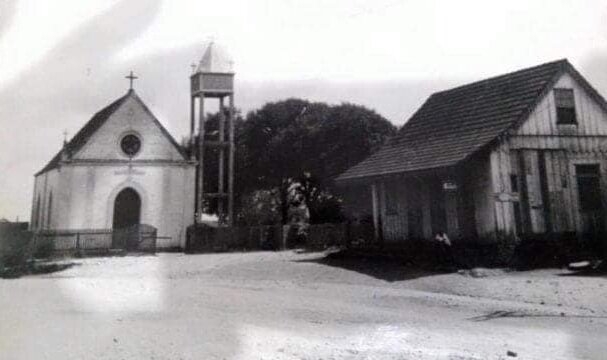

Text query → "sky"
[1,0,607,220]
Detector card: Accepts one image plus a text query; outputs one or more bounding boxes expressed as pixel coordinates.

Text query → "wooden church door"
[112,188,141,248]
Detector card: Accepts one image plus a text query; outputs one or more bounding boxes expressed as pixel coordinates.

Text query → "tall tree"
[238,99,396,194]
[196,98,397,223]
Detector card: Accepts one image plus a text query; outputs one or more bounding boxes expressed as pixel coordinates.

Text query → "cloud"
[0,0,162,219]
[0,0,17,42]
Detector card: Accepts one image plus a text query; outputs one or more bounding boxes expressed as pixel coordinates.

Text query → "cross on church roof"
[125,71,138,90]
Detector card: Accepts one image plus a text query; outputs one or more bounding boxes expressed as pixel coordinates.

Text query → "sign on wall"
[443,181,458,191]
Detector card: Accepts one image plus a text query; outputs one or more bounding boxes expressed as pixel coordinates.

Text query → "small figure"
[434,230,454,266]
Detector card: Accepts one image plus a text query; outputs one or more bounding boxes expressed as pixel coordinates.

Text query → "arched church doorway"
[112,188,141,249]
[112,188,141,229]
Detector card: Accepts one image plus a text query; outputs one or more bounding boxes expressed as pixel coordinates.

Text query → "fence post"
[281,225,289,250]
[76,232,80,250]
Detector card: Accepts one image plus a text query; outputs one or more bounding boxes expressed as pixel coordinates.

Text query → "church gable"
[72,91,187,161]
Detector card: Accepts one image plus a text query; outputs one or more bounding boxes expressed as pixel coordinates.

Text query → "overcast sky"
[1,0,607,220]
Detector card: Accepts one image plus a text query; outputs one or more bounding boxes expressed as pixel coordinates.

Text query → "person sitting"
[434,230,454,266]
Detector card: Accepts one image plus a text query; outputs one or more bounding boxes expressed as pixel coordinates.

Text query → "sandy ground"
[1,251,606,360]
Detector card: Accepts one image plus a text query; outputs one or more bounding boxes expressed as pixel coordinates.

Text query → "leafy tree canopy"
[238,98,396,194]
[194,98,396,223]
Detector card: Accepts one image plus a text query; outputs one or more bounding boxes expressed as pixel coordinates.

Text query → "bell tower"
[190,41,235,226]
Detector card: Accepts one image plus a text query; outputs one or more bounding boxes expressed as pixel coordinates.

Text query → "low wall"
[186,222,375,253]
[186,225,283,252]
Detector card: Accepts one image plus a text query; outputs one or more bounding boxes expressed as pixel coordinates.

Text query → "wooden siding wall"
[491,71,607,236]
[379,180,408,241]
[376,178,430,242]
[515,73,607,138]
[469,155,496,237]
[491,143,607,235]
[377,176,464,242]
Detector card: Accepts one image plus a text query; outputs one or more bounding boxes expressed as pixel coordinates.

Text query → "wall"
[491,70,607,236]
[30,168,60,231]
[458,154,496,238]
[377,174,464,242]
[32,92,196,248]
[45,163,195,248]
[75,95,185,161]
[379,179,408,242]
[514,72,607,138]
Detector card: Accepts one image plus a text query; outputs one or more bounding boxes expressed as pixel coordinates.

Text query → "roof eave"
[335,164,459,186]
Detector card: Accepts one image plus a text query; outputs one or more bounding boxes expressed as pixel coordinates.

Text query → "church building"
[30,84,196,249]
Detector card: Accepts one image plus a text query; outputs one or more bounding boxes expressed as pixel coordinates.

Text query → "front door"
[112,188,141,248]
[575,164,604,238]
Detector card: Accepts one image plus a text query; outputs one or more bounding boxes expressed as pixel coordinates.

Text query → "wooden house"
[336,59,607,246]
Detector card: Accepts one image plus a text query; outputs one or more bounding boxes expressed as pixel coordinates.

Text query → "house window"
[554,88,577,125]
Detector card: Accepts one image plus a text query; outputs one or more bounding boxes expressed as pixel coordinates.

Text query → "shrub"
[510,233,583,270]
[448,233,520,269]
[33,239,54,259]
[238,190,282,226]
[309,194,345,224]
[493,232,520,267]
[0,230,33,276]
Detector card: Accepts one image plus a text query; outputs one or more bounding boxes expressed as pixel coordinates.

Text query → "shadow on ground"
[293,250,447,282]
[1,261,80,279]
[469,310,607,322]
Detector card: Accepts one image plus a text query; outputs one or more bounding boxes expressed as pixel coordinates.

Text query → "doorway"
[575,164,604,238]
[112,188,141,248]
[112,188,141,229]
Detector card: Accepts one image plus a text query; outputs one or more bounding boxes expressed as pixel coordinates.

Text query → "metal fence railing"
[33,225,158,254]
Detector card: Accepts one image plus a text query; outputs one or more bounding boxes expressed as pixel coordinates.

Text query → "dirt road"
[1,251,605,359]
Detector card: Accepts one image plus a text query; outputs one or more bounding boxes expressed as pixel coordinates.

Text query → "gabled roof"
[36,90,188,175]
[337,59,607,182]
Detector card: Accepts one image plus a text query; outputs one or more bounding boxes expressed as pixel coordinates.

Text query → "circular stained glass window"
[120,134,141,156]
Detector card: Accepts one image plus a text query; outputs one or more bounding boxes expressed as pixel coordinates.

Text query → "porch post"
[421,181,433,239]
[445,189,460,237]
[371,182,380,241]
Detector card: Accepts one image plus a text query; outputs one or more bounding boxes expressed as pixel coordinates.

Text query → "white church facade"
[30,89,196,249]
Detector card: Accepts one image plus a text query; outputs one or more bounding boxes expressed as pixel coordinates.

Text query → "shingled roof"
[36,90,188,175]
[336,59,604,183]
